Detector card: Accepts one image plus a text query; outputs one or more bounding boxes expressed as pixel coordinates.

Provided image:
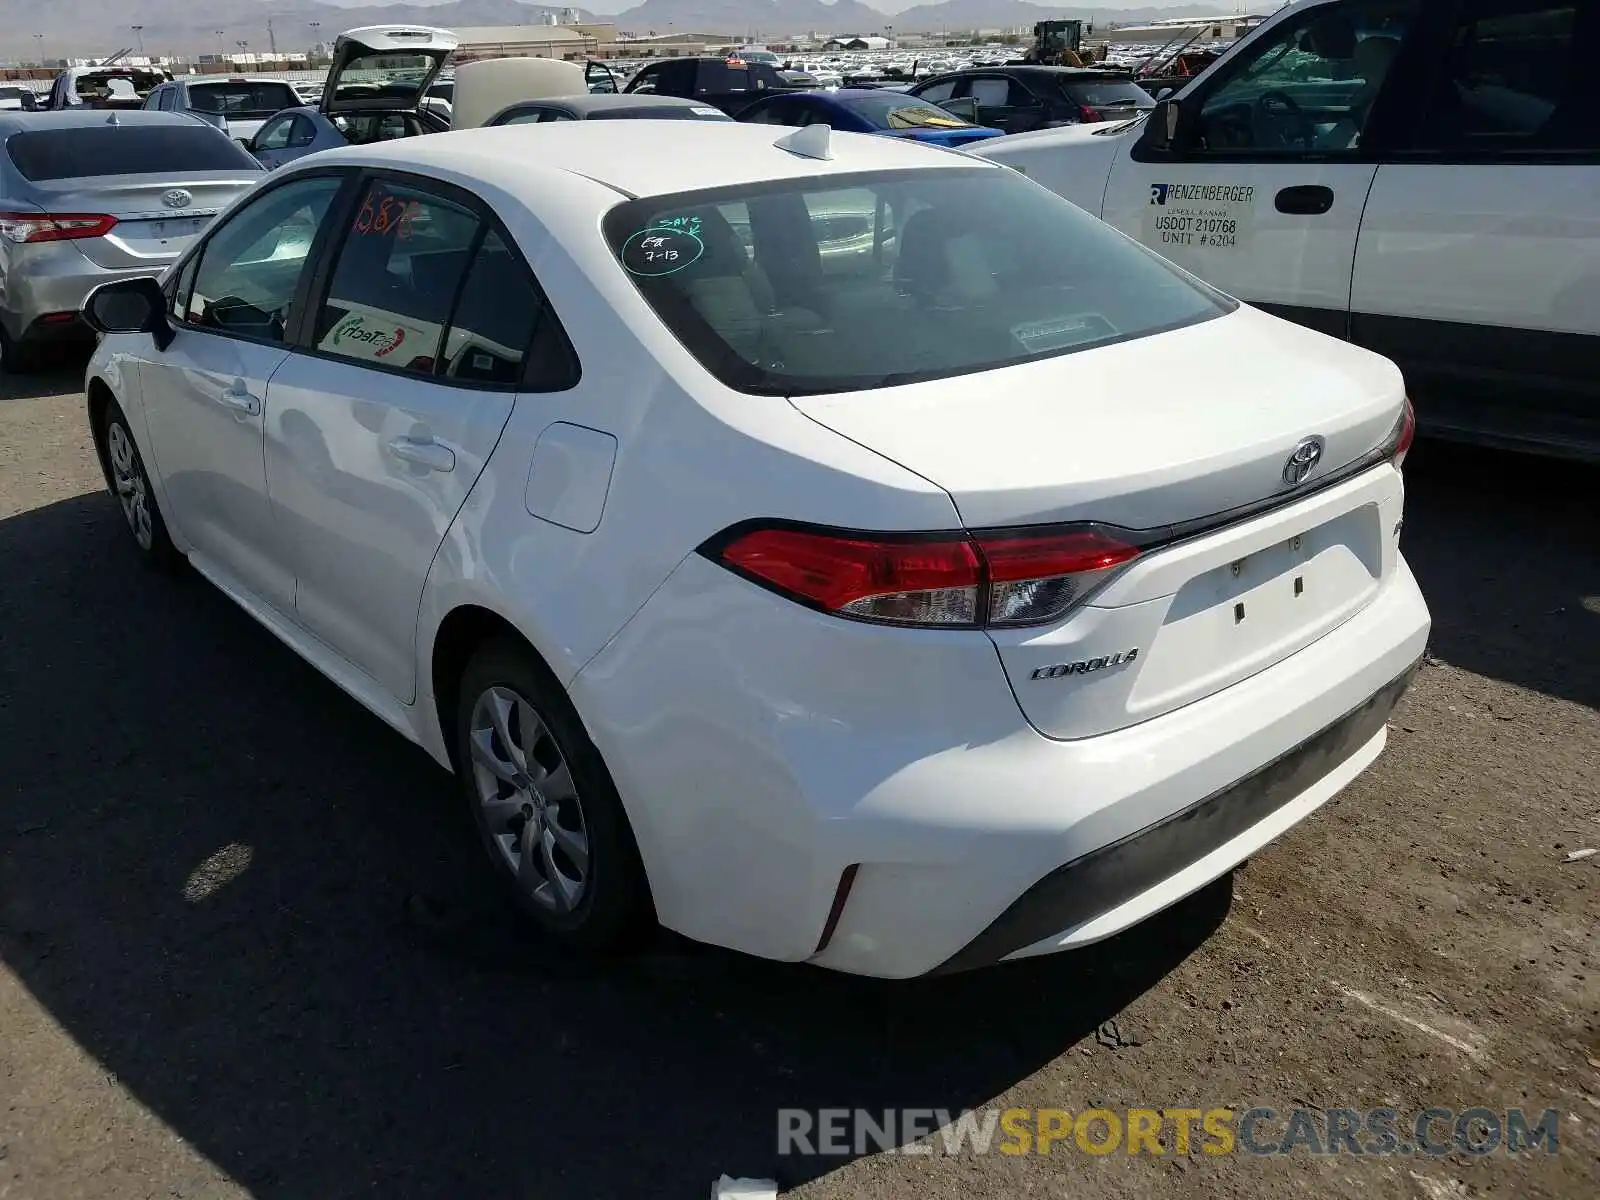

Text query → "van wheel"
[100,402,178,569]
[454,638,653,952]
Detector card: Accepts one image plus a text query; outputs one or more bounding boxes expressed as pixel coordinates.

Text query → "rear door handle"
[217,385,261,416]
[386,435,456,473]
[1275,185,1335,215]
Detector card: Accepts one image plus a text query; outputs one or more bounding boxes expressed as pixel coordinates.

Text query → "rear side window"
[314,180,482,375]
[604,168,1232,396]
[5,126,260,181]
[442,230,578,389]
[1414,1,1592,152]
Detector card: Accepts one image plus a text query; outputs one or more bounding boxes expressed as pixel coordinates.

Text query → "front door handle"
[1275,185,1334,215]
[386,435,456,473]
[217,384,261,416]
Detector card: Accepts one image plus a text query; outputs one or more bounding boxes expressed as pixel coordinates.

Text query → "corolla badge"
[162,189,193,209]
[1282,436,1326,487]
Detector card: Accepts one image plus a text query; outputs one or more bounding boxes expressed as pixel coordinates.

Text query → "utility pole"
[131,25,145,56]
[267,16,277,56]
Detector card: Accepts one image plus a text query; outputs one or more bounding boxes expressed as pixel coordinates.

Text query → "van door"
[1102,0,1424,335]
[1349,0,1600,457]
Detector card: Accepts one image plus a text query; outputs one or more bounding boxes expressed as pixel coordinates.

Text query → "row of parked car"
[0,0,1590,979]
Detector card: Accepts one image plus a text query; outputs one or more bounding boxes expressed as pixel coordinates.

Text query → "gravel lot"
[1,361,1596,1200]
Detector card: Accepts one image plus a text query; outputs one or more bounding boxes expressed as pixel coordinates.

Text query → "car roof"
[309,119,996,199]
[184,76,301,86]
[0,109,214,136]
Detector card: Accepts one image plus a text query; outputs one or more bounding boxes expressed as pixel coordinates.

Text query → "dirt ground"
[1,361,1596,1200]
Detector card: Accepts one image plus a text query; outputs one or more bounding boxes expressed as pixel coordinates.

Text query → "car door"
[961,74,1048,135]
[262,173,537,701]
[1349,0,1600,453]
[1102,0,1425,333]
[140,171,350,615]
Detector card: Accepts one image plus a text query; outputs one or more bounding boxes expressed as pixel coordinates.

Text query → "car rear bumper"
[933,656,1417,973]
[2,245,164,342]
[572,542,1430,979]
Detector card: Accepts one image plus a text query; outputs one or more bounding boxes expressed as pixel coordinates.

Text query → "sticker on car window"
[1141,182,1254,252]
[352,187,422,240]
[620,224,704,277]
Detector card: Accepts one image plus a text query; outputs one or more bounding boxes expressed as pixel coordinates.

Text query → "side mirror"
[1141,97,1187,152]
[191,107,229,137]
[83,276,174,350]
[937,96,982,123]
[1155,87,1174,103]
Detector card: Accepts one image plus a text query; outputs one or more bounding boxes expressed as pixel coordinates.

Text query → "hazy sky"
[319,0,1220,11]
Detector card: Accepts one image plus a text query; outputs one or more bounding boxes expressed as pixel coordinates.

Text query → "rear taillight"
[1389,397,1416,469]
[0,212,118,244]
[710,523,1141,629]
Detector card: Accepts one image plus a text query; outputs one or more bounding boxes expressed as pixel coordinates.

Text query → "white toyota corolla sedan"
[81,120,1430,978]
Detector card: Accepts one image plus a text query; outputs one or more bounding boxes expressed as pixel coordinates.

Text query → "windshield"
[839,92,977,129]
[604,168,1231,396]
[188,81,299,119]
[6,125,261,180]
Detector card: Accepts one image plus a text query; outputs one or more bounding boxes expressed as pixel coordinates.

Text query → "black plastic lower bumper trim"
[931,658,1421,975]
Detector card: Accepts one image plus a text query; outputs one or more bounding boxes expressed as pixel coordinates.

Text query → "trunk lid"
[792,304,1408,738]
[321,26,458,118]
[31,174,258,270]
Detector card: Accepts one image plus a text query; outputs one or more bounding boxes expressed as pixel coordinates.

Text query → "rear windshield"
[604,168,1231,396]
[588,105,731,121]
[6,126,260,181]
[188,81,299,118]
[1062,79,1156,108]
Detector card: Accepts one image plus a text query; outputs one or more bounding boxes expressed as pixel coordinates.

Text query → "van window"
[1412,2,1592,153]
[1193,0,1419,153]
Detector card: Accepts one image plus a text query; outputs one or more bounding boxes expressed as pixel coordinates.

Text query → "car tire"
[0,325,39,375]
[454,637,654,953]
[99,401,179,569]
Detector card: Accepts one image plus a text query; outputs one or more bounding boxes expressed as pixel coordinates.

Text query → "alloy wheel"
[468,685,591,914]
[107,421,154,551]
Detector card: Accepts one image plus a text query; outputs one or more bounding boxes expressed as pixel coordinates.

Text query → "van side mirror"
[1141,97,1187,152]
[83,276,175,350]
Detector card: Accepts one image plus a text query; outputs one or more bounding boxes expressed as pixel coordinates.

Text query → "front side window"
[915,79,958,104]
[1412,1,1591,153]
[1194,0,1419,153]
[183,175,343,340]
[254,117,295,151]
[605,168,1232,396]
[967,77,1015,108]
[313,180,481,375]
[627,66,660,94]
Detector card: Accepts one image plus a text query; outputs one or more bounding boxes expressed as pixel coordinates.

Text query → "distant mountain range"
[6,0,1231,58]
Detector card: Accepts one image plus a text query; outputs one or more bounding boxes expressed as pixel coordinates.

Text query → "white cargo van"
[974,0,1598,461]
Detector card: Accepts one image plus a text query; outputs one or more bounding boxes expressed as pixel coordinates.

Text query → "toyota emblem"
[1282,436,1325,487]
[162,189,193,210]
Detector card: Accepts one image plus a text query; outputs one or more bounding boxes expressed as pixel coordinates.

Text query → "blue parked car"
[736,88,1005,148]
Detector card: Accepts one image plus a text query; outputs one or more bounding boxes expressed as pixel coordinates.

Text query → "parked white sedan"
[82,121,1429,978]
